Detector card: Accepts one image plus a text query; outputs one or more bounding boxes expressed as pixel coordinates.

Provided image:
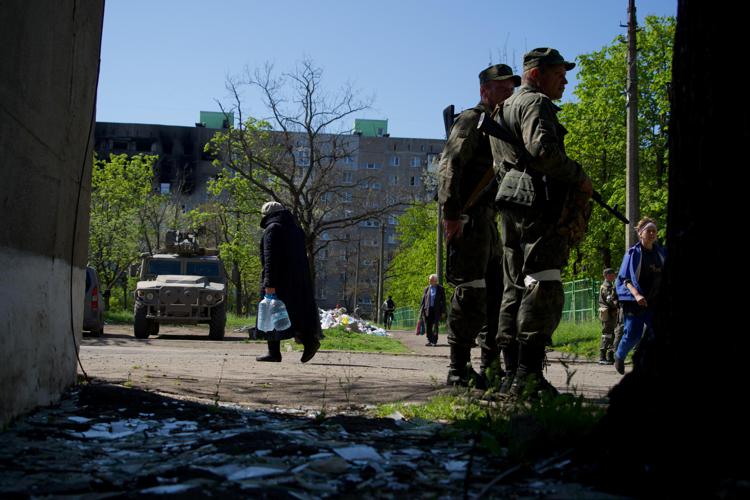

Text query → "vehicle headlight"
[205,294,214,303]
[145,292,154,301]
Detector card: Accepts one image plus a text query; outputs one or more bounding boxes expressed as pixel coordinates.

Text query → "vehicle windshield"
[186,261,221,278]
[148,260,181,275]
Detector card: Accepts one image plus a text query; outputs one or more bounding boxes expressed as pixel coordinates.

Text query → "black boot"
[256,340,282,362]
[477,348,503,390]
[606,350,615,364]
[598,348,609,365]
[510,343,558,399]
[300,337,320,363]
[499,341,518,395]
[446,345,475,386]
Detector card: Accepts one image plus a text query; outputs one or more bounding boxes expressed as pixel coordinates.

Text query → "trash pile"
[319,308,388,336]
[237,308,389,339]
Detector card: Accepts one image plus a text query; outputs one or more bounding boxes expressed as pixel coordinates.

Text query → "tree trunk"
[232,261,242,315]
[596,2,747,495]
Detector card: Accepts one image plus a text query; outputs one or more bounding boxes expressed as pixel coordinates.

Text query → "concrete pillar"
[0,0,104,425]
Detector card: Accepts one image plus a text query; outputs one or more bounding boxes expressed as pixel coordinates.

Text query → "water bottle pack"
[257,293,291,332]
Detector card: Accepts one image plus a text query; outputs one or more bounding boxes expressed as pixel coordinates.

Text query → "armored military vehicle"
[133,230,227,340]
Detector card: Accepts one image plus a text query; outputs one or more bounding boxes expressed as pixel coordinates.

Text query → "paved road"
[79,324,624,412]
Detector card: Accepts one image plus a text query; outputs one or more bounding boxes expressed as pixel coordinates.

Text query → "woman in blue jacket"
[613,217,666,374]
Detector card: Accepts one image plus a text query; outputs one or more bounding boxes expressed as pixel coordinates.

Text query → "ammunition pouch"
[495,166,543,209]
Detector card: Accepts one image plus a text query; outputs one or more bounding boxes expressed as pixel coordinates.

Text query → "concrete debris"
[0,384,614,498]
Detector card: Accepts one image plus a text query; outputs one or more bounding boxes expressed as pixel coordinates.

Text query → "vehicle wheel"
[134,305,150,339]
[208,303,226,340]
[92,327,104,337]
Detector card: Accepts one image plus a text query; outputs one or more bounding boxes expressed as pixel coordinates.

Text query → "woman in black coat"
[256,201,321,363]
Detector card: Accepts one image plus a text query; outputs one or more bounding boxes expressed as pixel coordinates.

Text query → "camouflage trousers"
[497,206,570,349]
[599,316,617,354]
[446,207,502,352]
[612,306,625,353]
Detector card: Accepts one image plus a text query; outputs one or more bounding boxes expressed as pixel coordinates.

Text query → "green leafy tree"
[385,202,453,310]
[88,154,155,309]
[138,176,190,255]
[560,15,674,278]
[188,173,262,315]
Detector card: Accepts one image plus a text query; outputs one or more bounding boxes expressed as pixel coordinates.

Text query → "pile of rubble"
[0,384,610,498]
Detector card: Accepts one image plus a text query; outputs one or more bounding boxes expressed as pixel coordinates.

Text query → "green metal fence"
[562,278,598,323]
[392,306,420,331]
[390,278,598,330]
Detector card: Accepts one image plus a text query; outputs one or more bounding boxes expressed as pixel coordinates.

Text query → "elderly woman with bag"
[256,201,321,363]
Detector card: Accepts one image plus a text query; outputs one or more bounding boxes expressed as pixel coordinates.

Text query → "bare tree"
[138,174,189,254]
[207,58,420,285]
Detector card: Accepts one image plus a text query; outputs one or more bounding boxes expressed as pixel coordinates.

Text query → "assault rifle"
[442,105,458,139]
[476,112,630,224]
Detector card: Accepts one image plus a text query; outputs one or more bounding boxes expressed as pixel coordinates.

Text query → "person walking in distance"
[418,274,446,347]
[613,217,666,375]
[598,268,619,364]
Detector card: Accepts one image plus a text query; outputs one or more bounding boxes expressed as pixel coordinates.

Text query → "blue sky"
[96,0,676,139]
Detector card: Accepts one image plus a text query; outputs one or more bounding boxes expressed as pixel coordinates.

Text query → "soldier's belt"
[523,269,561,287]
[456,279,486,288]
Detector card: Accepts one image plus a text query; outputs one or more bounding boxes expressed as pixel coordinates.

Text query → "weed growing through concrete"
[213,357,227,406]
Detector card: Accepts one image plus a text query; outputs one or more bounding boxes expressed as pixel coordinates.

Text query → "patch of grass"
[552,320,600,359]
[375,390,605,460]
[105,309,254,331]
[226,313,256,330]
[104,309,133,324]
[376,393,487,422]
[282,325,409,354]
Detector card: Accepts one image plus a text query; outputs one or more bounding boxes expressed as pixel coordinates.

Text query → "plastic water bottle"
[257,295,274,332]
[269,297,291,331]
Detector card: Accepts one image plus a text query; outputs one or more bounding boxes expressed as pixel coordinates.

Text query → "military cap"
[479,64,522,86]
[523,48,575,71]
[603,268,615,276]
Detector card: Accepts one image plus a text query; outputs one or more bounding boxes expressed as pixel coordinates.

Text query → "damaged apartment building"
[94,115,444,316]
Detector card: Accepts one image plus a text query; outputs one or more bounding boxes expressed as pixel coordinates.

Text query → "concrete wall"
[0,0,104,425]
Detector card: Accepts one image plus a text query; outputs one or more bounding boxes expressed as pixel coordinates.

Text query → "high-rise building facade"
[94,117,444,316]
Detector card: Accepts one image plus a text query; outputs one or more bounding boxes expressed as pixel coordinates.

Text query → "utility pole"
[352,239,360,312]
[376,223,385,323]
[341,244,349,307]
[625,0,640,248]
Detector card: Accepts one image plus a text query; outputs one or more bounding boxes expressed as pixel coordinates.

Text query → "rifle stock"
[443,105,456,139]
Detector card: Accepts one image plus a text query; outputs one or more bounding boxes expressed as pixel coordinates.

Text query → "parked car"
[83,266,104,337]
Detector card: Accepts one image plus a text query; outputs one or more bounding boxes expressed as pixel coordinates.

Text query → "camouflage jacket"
[599,279,618,311]
[438,102,495,220]
[490,85,589,190]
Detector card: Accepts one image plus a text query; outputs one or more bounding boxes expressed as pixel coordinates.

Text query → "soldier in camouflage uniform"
[438,64,521,388]
[598,268,618,364]
[488,48,593,398]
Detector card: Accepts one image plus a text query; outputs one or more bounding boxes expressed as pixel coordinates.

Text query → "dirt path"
[79,324,624,412]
